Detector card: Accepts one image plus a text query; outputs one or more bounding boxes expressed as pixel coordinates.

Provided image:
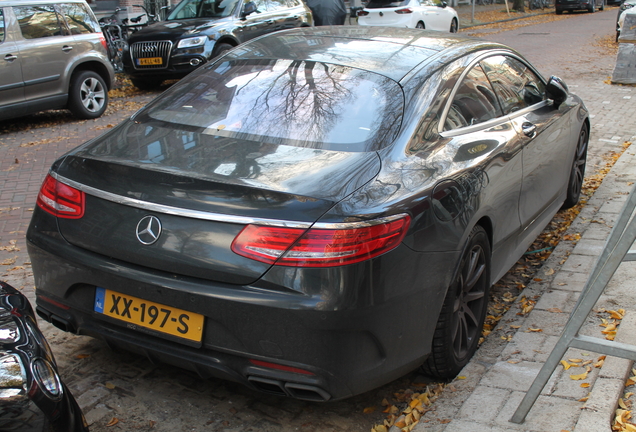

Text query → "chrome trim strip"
[24,75,60,87]
[312,213,410,230]
[51,173,313,228]
[52,173,409,230]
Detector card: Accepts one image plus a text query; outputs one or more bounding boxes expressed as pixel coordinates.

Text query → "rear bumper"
[555,1,593,10]
[27,215,457,400]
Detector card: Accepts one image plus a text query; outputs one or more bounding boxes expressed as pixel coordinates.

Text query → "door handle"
[265,19,274,24]
[522,122,537,138]
[3,54,18,62]
[62,45,73,52]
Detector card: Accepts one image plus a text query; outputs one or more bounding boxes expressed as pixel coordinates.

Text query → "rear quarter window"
[0,9,4,42]
[61,3,99,34]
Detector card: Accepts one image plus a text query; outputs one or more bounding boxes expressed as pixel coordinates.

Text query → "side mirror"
[546,75,568,108]
[242,2,257,18]
[440,1,448,6]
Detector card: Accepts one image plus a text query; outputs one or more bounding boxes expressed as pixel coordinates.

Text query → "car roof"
[226,26,510,83]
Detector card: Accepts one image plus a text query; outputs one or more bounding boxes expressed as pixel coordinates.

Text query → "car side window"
[0,9,4,42]
[60,3,99,35]
[480,55,546,115]
[14,5,67,39]
[444,63,502,131]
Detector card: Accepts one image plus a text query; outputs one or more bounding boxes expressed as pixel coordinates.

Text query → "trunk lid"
[54,120,381,285]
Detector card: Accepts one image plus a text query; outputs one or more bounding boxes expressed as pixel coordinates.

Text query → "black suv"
[123,0,312,89]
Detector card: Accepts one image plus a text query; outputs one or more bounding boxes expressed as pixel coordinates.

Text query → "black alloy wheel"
[423,225,491,379]
[561,123,589,209]
[212,42,234,58]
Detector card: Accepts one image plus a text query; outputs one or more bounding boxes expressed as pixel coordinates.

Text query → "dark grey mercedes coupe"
[27,26,589,401]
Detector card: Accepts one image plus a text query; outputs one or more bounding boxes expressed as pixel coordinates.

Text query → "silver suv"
[0,0,115,121]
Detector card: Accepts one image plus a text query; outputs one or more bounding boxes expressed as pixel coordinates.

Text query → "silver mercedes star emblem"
[136,215,162,245]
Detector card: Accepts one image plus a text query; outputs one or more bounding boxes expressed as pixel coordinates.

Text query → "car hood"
[128,17,232,42]
[51,120,381,285]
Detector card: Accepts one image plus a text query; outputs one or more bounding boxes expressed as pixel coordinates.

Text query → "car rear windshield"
[139,59,404,152]
[366,1,410,8]
[167,0,239,19]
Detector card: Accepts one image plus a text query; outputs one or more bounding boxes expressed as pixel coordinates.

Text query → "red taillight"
[231,215,410,267]
[36,174,85,219]
[395,7,414,13]
[98,33,108,51]
[357,9,369,16]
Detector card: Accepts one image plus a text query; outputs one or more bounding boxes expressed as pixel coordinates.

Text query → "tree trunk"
[513,0,525,11]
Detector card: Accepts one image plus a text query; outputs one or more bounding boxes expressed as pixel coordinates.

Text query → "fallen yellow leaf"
[570,371,588,380]
[560,360,571,370]
[105,382,116,390]
[364,406,377,414]
[581,383,590,388]
[106,418,119,427]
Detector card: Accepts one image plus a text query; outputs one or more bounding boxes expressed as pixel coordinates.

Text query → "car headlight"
[621,3,635,11]
[31,357,62,400]
[177,36,207,49]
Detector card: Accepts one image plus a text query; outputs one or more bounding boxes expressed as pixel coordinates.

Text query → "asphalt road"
[0,9,621,432]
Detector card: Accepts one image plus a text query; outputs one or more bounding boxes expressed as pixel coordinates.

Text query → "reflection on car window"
[61,3,99,34]
[14,5,65,39]
[366,1,410,8]
[0,10,4,42]
[444,63,501,131]
[167,0,240,19]
[141,59,404,152]
[480,55,546,115]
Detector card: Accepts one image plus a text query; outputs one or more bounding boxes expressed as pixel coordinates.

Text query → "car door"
[0,7,26,118]
[481,55,572,229]
[235,0,275,42]
[426,60,524,279]
[418,0,448,30]
[269,0,302,31]
[12,4,73,103]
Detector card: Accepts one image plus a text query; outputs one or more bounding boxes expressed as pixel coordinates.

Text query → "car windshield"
[366,0,410,8]
[139,59,404,152]
[167,0,239,19]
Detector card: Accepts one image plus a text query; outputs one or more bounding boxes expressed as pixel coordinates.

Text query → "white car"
[358,0,459,32]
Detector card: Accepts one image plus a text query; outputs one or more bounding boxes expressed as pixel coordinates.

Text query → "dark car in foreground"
[555,0,604,13]
[0,281,88,431]
[27,26,589,401]
[122,0,312,89]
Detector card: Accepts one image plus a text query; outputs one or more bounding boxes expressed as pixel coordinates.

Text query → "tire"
[600,0,605,10]
[212,42,234,58]
[67,71,108,119]
[422,225,491,379]
[589,2,595,12]
[130,78,164,91]
[416,21,425,29]
[450,18,458,33]
[561,123,589,209]
[556,9,563,14]
[617,30,621,42]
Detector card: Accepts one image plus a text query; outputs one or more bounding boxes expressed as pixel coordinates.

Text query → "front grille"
[130,41,173,70]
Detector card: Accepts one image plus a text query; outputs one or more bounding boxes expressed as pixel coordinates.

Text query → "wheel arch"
[70,60,114,91]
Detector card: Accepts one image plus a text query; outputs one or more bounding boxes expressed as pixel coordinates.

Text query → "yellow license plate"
[137,57,162,66]
[94,287,204,342]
